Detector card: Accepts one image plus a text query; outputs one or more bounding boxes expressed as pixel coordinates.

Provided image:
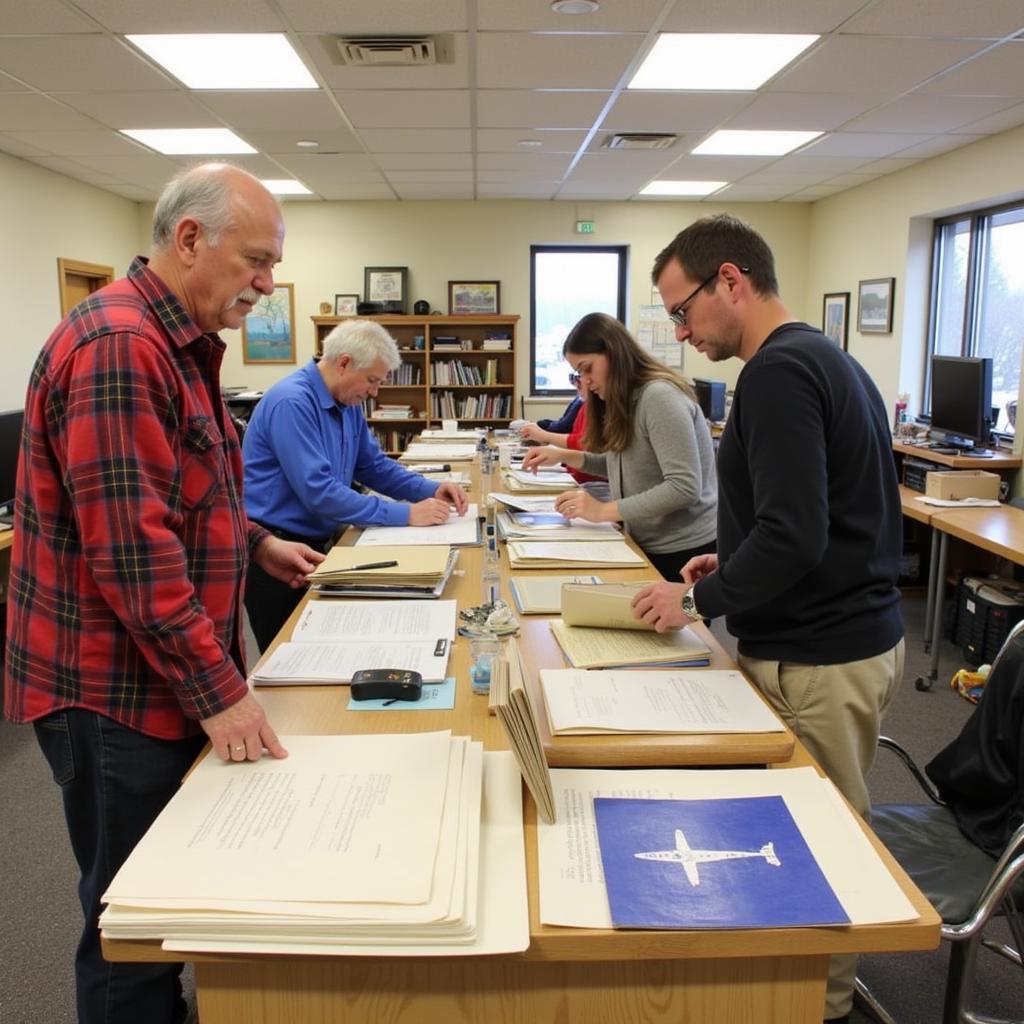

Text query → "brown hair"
[563,312,696,453]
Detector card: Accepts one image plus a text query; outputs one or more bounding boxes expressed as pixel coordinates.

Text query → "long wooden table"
[104,461,939,1023]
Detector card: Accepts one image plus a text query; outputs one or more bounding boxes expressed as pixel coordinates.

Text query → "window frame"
[529,244,628,396]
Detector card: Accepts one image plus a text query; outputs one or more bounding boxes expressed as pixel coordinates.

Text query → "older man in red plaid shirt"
[4,163,324,1024]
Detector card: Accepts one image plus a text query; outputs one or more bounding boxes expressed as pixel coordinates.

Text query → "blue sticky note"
[347,676,457,711]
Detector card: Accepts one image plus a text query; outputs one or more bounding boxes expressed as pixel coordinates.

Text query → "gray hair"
[151,163,242,250]
[322,319,401,371]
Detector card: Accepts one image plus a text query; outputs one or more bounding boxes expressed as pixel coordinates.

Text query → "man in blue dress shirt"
[243,318,468,649]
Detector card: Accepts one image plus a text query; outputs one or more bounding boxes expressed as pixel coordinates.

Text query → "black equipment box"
[902,456,933,493]
[953,576,1024,666]
[694,378,726,422]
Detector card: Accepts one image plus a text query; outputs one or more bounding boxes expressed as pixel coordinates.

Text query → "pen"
[335,560,400,572]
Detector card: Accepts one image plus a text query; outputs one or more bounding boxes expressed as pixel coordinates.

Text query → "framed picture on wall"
[334,293,358,316]
[822,292,850,350]
[448,280,500,315]
[364,266,408,312]
[242,283,295,364]
[857,278,895,334]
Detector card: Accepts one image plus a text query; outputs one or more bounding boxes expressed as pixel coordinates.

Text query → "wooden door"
[57,258,114,316]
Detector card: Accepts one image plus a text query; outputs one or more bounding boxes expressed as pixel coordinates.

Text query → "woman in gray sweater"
[522,312,717,581]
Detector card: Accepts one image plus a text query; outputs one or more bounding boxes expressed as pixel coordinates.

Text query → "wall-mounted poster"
[822,292,850,350]
[857,278,895,334]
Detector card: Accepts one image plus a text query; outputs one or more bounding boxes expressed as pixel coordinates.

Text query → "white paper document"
[356,504,480,547]
[292,600,457,645]
[537,765,917,930]
[538,669,785,735]
[508,540,645,568]
[400,443,479,461]
[507,468,576,487]
[490,492,559,512]
[250,640,451,684]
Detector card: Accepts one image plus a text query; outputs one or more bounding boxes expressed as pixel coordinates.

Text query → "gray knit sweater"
[581,379,717,556]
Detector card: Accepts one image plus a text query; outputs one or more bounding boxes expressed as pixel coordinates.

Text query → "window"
[928,202,1024,435]
[530,245,627,394]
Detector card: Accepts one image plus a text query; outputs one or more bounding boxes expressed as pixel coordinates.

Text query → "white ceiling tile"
[768,154,877,174]
[601,92,752,132]
[800,131,936,157]
[726,92,888,130]
[660,0,867,33]
[890,134,985,158]
[782,185,848,201]
[59,90,219,129]
[772,36,989,95]
[243,130,362,154]
[0,0,98,32]
[569,150,695,183]
[61,152,183,186]
[393,182,473,198]
[948,103,1024,135]
[476,89,610,129]
[26,154,121,180]
[199,91,344,131]
[709,183,800,201]
[269,152,384,184]
[376,152,472,171]
[206,153,290,179]
[72,0,285,32]
[276,0,468,34]
[476,129,586,152]
[4,129,149,157]
[476,33,640,90]
[0,94,101,131]
[824,172,885,187]
[855,157,923,174]
[478,183,559,198]
[476,169,563,183]
[840,0,1024,38]
[385,169,473,183]
[844,94,1019,133]
[334,89,470,129]
[476,152,573,176]
[0,70,32,93]
[915,41,1024,97]
[357,129,471,153]
[314,183,397,200]
[478,0,667,32]
[0,36,174,92]
[558,182,635,199]
[104,184,159,200]
[0,134,50,158]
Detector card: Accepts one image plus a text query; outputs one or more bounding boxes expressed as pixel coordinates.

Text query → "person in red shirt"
[4,163,324,1024]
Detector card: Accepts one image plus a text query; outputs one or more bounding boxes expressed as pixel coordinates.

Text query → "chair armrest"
[878,735,945,805]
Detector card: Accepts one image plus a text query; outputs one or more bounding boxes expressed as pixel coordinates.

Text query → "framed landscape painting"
[448,280,500,315]
[857,278,895,334]
[822,292,850,350]
[242,283,296,364]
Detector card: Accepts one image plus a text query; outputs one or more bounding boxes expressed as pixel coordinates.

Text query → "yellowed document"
[560,581,661,630]
[507,540,645,569]
[549,618,710,668]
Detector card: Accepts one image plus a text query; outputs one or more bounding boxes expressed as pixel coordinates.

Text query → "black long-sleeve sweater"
[694,323,903,664]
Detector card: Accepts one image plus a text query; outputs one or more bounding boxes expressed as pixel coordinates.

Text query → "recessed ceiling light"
[629,33,817,91]
[518,139,543,147]
[127,34,317,89]
[261,179,312,195]
[693,129,822,156]
[296,140,320,149]
[551,0,600,13]
[120,128,256,155]
[639,180,727,197]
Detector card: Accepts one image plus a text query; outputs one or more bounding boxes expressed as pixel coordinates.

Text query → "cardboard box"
[924,469,1000,501]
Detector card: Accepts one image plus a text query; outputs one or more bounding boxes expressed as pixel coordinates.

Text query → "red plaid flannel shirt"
[4,258,269,739]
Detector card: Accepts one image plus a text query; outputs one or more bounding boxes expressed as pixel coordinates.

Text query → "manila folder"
[561,582,660,631]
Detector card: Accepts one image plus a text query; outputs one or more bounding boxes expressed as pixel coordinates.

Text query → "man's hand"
[409,497,452,526]
[202,692,288,762]
[434,481,468,515]
[631,582,690,633]
[254,536,325,588]
[681,552,719,584]
[521,445,563,473]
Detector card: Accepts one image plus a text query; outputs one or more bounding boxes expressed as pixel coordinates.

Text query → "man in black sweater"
[633,214,904,1024]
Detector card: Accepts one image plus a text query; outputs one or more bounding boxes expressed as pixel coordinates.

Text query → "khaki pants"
[738,640,905,1020]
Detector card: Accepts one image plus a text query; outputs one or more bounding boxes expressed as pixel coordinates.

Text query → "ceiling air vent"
[336,36,437,66]
[604,133,678,150]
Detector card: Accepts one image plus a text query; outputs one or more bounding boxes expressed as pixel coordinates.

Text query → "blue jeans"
[34,709,206,1024]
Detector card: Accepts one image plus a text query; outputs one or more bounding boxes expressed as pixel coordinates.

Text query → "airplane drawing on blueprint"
[634,828,781,886]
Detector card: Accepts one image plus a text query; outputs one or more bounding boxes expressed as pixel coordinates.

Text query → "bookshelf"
[312,314,519,454]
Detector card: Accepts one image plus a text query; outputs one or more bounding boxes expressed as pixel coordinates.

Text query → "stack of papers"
[537,765,917,930]
[488,641,556,823]
[356,505,481,548]
[538,669,785,736]
[400,443,478,462]
[308,545,457,599]
[497,511,621,543]
[549,619,711,669]
[507,540,645,569]
[561,581,659,629]
[502,468,576,492]
[490,492,561,513]
[250,600,456,684]
[418,429,486,443]
[100,733,529,956]
[509,574,603,615]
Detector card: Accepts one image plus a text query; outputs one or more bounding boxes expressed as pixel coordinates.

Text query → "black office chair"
[855,620,1024,1024]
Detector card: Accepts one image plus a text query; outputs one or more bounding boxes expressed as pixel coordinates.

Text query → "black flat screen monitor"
[929,356,993,450]
[0,408,24,518]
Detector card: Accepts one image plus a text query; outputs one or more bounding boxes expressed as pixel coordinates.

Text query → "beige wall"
[0,150,142,411]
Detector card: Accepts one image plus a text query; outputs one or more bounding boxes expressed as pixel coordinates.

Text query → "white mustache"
[235,289,261,305]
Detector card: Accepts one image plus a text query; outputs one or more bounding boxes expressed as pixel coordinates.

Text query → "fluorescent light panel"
[629,33,817,91]
[693,129,822,156]
[121,128,256,154]
[127,34,317,89]
[262,179,312,195]
[639,180,727,197]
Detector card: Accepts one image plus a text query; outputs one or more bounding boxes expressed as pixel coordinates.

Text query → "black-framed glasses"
[667,265,750,327]
[568,370,582,385]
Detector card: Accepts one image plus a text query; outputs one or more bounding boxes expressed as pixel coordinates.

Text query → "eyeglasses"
[568,371,582,385]
[667,264,750,327]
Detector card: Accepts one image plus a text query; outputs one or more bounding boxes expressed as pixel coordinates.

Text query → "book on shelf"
[548,618,710,669]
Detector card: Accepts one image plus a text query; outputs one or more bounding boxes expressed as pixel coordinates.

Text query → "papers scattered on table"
[490,492,560,513]
[418,429,486,443]
[100,734,529,956]
[549,618,710,669]
[489,640,556,823]
[915,495,1001,507]
[509,574,603,615]
[537,765,917,930]
[400,443,478,462]
[308,545,457,598]
[356,504,481,547]
[507,540,645,569]
[502,468,576,492]
[497,511,622,543]
[538,669,785,735]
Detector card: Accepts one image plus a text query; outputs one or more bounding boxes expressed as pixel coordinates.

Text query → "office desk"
[916,503,1024,690]
[104,467,939,1023]
[892,441,1021,472]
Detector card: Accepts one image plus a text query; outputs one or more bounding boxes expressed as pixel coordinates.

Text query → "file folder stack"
[308,545,457,598]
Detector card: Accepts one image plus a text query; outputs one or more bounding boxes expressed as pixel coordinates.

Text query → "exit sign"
[575,220,596,234]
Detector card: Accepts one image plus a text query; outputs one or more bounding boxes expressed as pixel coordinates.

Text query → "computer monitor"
[929,356,993,451]
[0,408,24,520]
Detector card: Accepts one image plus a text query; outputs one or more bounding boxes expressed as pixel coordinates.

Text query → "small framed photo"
[822,292,850,350]
[364,266,408,312]
[334,293,358,316]
[857,278,895,334]
[242,283,295,364]
[448,280,500,315]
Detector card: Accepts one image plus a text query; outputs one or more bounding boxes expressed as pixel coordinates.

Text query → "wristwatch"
[680,588,701,621]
